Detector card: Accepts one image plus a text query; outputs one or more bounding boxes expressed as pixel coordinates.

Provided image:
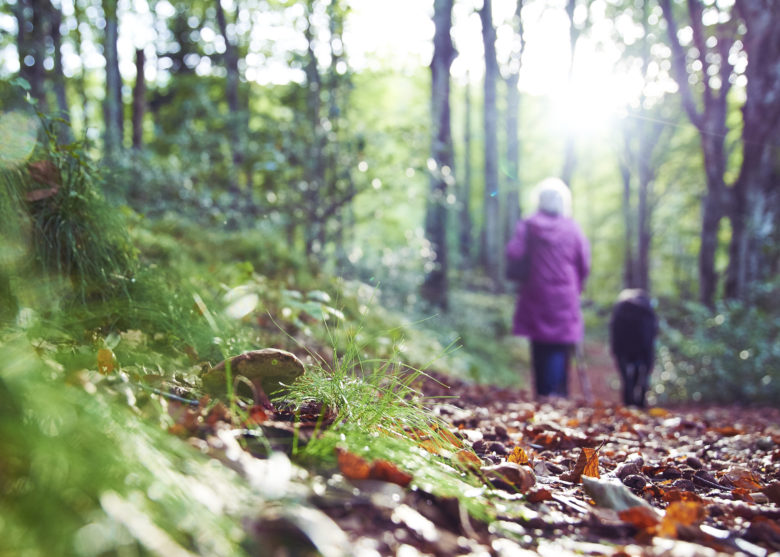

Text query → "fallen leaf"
[619,505,661,530]
[662,489,703,504]
[507,445,529,465]
[648,408,670,418]
[657,501,707,538]
[562,447,599,483]
[724,467,763,491]
[245,405,268,425]
[453,448,482,470]
[97,348,115,375]
[369,459,413,487]
[337,448,371,480]
[526,487,553,503]
[762,481,780,505]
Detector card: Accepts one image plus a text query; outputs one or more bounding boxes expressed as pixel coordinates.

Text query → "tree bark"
[480,0,500,285]
[724,0,780,298]
[659,0,733,306]
[48,1,70,136]
[132,49,146,150]
[102,0,123,156]
[14,0,47,107]
[421,0,456,310]
[504,0,525,251]
[458,75,473,269]
[215,0,245,197]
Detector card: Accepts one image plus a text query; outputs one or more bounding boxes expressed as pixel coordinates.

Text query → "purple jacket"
[506,212,590,344]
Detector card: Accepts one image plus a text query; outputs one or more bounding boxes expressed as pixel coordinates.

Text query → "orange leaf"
[561,447,599,483]
[648,407,670,418]
[663,489,703,504]
[526,487,553,503]
[336,448,371,480]
[725,468,763,491]
[453,448,482,470]
[97,348,115,374]
[582,447,600,479]
[507,446,529,465]
[657,501,707,538]
[619,506,661,530]
[433,424,464,448]
[369,459,413,487]
[245,405,268,425]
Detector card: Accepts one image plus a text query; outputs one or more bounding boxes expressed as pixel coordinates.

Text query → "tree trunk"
[480,0,500,285]
[14,0,47,107]
[132,49,146,150]
[560,0,586,186]
[504,0,525,250]
[458,75,473,269]
[659,0,735,306]
[619,146,635,288]
[724,0,780,299]
[215,0,245,197]
[102,0,123,156]
[421,0,455,310]
[48,0,70,139]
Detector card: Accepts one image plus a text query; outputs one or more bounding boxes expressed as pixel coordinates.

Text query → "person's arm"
[506,219,528,259]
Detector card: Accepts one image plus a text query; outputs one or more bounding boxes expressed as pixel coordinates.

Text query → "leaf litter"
[168,366,780,556]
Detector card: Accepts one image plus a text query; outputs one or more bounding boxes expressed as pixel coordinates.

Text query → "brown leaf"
[336,448,371,480]
[619,505,661,530]
[562,447,600,483]
[245,405,268,426]
[657,501,707,538]
[526,487,553,503]
[724,467,763,491]
[369,459,413,487]
[507,445,529,465]
[97,348,115,375]
[662,489,703,504]
[762,481,780,505]
[453,448,482,470]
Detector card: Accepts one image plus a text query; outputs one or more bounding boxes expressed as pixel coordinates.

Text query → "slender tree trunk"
[560,0,580,186]
[302,1,324,256]
[504,0,525,248]
[73,0,90,133]
[132,49,146,150]
[619,147,635,288]
[458,75,473,269]
[215,0,245,197]
[48,1,71,138]
[15,0,47,107]
[421,0,455,310]
[724,0,780,299]
[102,0,123,156]
[659,0,735,306]
[480,0,500,285]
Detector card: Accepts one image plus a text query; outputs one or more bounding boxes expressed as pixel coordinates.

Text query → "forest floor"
[197,338,780,556]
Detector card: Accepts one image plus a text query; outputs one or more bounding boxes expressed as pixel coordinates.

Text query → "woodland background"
[0,1,779,554]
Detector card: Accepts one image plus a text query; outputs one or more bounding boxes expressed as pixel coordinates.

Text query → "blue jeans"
[531,341,571,397]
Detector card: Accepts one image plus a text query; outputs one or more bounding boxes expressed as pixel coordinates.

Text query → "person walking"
[505,177,590,398]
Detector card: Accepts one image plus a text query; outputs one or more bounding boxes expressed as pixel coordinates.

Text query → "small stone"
[662,466,683,480]
[757,437,775,451]
[482,462,536,493]
[622,474,647,490]
[615,462,641,480]
[686,455,703,469]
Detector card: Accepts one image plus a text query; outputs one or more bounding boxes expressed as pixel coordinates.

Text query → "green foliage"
[655,283,780,405]
[0,338,253,557]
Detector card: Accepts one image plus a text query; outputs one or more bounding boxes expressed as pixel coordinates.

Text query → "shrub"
[656,287,780,405]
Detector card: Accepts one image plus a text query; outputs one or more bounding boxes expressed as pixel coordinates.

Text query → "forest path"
[570,337,623,404]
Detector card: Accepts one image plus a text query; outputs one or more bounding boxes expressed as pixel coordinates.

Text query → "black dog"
[609,289,658,407]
